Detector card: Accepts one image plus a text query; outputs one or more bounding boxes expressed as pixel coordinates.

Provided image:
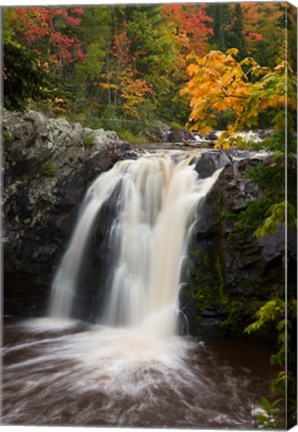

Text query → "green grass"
[117,129,148,146]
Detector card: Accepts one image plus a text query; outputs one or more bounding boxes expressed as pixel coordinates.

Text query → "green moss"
[190,244,262,335]
[117,129,147,146]
[84,134,96,148]
[170,121,185,131]
[215,254,225,298]
[41,160,56,177]
[3,128,13,142]
[191,246,225,310]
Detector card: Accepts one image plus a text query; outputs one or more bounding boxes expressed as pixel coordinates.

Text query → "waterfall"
[49,152,221,338]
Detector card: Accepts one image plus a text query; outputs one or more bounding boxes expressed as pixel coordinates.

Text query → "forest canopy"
[3,2,296,138]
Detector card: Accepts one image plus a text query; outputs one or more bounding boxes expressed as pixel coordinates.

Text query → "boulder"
[168,128,194,143]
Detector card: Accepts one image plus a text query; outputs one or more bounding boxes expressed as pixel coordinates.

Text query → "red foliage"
[248,32,263,41]
[70,8,84,15]
[112,26,131,64]
[12,7,86,63]
[65,16,82,26]
[163,4,213,56]
[242,4,263,45]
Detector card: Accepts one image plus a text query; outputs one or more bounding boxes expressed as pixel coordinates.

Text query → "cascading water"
[3,151,274,428]
[49,152,221,337]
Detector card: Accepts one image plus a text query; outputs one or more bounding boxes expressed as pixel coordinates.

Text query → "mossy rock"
[84,134,96,148]
[41,160,56,177]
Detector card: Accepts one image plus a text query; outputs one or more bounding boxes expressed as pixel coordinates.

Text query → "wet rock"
[182,149,292,337]
[204,132,218,141]
[168,128,194,143]
[3,109,132,317]
[195,151,231,178]
[200,305,229,318]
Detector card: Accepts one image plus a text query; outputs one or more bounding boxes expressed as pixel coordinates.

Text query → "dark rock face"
[3,110,132,317]
[181,150,295,337]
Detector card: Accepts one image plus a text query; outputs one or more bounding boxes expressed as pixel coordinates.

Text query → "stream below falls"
[2,318,275,429]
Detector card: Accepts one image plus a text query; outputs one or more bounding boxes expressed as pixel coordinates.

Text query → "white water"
[4,152,273,428]
[3,318,269,428]
[49,152,221,337]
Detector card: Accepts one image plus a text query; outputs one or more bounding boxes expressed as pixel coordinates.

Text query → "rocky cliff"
[3,110,294,336]
[184,150,295,337]
[3,110,133,316]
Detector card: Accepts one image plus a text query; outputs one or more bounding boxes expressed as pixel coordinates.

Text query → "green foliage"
[207,3,231,52]
[248,156,284,191]
[41,160,57,177]
[221,299,261,332]
[244,299,284,335]
[245,297,297,429]
[254,201,297,238]
[3,41,51,111]
[255,397,283,429]
[227,198,271,239]
[225,4,247,60]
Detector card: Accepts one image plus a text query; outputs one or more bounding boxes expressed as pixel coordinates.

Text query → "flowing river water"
[3,318,275,428]
[2,151,276,428]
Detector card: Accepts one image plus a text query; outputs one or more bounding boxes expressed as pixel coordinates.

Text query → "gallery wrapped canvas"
[1,1,297,429]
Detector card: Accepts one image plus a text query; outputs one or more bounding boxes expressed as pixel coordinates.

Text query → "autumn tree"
[10,7,85,77]
[241,3,263,55]
[241,3,286,68]
[159,4,213,124]
[105,21,153,117]
[3,6,87,112]
[162,4,213,59]
[181,49,296,144]
[3,8,52,111]
[85,5,178,127]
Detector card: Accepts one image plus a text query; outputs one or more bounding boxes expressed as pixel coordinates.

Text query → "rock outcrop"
[180,150,296,337]
[3,110,132,317]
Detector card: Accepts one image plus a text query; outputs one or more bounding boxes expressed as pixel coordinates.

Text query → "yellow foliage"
[181,49,296,147]
[99,82,117,89]
[187,63,199,76]
[226,48,239,56]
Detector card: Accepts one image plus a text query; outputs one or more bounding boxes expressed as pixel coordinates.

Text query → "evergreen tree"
[225,4,247,60]
[207,3,231,51]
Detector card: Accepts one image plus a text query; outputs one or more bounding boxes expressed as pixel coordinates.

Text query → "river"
[2,318,275,428]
